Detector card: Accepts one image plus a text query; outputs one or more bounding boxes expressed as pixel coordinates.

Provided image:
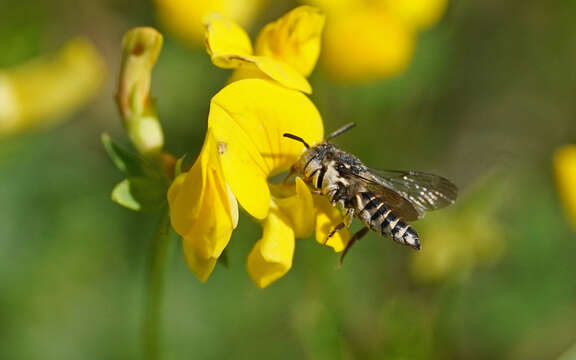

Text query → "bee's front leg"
[323,222,346,245]
[323,208,354,246]
[344,209,354,226]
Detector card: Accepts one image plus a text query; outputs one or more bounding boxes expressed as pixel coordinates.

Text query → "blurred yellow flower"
[0,38,104,137]
[554,145,576,230]
[384,0,449,30]
[410,179,506,282]
[153,0,268,45]
[304,0,448,82]
[168,79,349,287]
[204,5,325,93]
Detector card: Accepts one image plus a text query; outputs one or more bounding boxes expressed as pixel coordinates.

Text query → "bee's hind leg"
[339,227,369,267]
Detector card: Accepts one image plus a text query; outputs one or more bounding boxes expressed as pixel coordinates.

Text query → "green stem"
[143,208,171,360]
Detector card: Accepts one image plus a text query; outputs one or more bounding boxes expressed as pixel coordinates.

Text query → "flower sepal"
[102,133,170,211]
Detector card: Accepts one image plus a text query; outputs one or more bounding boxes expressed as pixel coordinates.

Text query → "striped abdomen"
[355,192,421,249]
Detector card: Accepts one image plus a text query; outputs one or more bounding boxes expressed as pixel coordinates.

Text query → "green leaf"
[101,133,144,176]
[111,179,141,211]
[111,177,168,211]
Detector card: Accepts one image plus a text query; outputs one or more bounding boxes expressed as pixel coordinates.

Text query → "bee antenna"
[283,133,310,149]
[326,122,356,141]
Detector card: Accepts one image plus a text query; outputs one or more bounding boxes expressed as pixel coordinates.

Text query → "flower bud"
[117,27,164,157]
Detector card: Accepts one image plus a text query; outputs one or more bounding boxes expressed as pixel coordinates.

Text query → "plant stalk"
[143,209,171,360]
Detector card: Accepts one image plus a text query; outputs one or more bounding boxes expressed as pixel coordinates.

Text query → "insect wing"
[338,167,421,220]
[368,169,458,217]
[365,182,422,221]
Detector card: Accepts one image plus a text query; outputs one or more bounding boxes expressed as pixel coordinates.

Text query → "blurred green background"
[1,0,576,359]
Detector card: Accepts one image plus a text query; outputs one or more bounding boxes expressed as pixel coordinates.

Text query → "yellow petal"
[204,12,254,68]
[554,145,576,230]
[154,0,267,45]
[384,0,448,30]
[227,65,270,83]
[0,38,104,137]
[208,104,272,219]
[167,172,187,217]
[322,9,415,82]
[168,132,209,234]
[180,168,236,282]
[167,130,238,282]
[274,177,316,238]
[247,209,295,288]
[214,54,312,94]
[203,9,312,93]
[255,6,325,77]
[208,79,323,219]
[314,196,350,252]
[226,183,239,228]
[181,243,218,283]
[252,56,312,94]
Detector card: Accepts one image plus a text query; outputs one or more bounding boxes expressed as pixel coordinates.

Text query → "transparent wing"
[337,168,419,220]
[340,167,457,221]
[368,169,458,217]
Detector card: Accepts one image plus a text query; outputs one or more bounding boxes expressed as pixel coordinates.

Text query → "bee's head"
[284,123,355,177]
[283,133,331,175]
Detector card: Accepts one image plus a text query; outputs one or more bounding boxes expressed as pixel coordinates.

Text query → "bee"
[283,123,458,262]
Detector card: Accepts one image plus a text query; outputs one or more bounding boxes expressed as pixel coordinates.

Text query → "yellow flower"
[0,38,104,137]
[168,79,349,287]
[554,145,576,230]
[153,0,268,45]
[204,5,325,94]
[169,7,347,288]
[304,0,448,82]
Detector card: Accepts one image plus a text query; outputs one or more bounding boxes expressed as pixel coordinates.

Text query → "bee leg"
[344,209,354,226]
[339,227,369,267]
[323,222,346,245]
